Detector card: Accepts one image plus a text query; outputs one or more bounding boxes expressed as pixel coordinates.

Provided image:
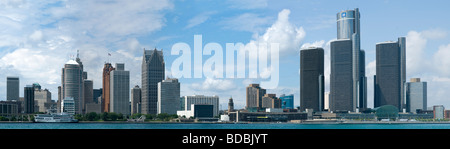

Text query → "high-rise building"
[280,94,294,109]
[131,85,141,114]
[57,86,61,113]
[246,84,266,110]
[228,97,234,113]
[142,48,165,114]
[262,94,281,109]
[335,8,367,111]
[24,85,34,114]
[93,88,102,104]
[157,78,180,115]
[110,63,130,115]
[82,80,93,114]
[180,95,219,117]
[300,47,324,112]
[434,105,444,120]
[6,76,19,101]
[406,78,427,113]
[374,37,406,111]
[61,59,83,114]
[34,86,52,113]
[330,39,353,112]
[61,97,75,115]
[102,63,115,113]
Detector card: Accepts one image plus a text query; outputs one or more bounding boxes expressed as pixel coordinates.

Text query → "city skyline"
[0,0,450,110]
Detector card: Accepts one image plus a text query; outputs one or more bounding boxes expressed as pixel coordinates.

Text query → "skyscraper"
[34,85,52,113]
[330,39,353,112]
[157,78,180,115]
[374,37,406,111]
[24,85,34,114]
[131,85,141,114]
[300,47,324,112]
[335,8,367,111]
[141,48,165,114]
[246,84,266,110]
[228,97,234,113]
[102,63,115,113]
[406,78,426,113]
[83,80,93,114]
[262,94,281,109]
[110,63,130,115]
[6,77,19,101]
[61,59,83,114]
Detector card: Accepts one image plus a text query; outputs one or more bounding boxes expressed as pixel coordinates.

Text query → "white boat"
[34,113,78,123]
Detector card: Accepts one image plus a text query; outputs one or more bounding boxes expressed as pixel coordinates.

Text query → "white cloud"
[191,78,236,91]
[185,11,217,29]
[220,13,273,33]
[301,40,325,49]
[247,9,305,56]
[29,30,43,41]
[433,44,450,76]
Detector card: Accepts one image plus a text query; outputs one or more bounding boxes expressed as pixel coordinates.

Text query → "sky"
[0,0,449,110]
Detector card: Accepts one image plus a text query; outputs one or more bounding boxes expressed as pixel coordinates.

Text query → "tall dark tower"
[228,97,234,113]
[141,48,165,114]
[374,37,406,111]
[335,8,366,111]
[300,47,324,112]
[102,63,115,113]
[330,39,353,112]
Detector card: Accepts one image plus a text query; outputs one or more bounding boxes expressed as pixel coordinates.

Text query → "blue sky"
[0,0,449,110]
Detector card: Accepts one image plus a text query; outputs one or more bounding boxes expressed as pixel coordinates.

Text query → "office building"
[434,105,444,120]
[158,78,180,115]
[180,95,219,117]
[0,100,21,116]
[262,94,281,109]
[300,47,324,112]
[177,104,214,118]
[61,97,75,115]
[6,76,19,101]
[228,97,234,113]
[280,94,294,109]
[335,8,367,111]
[110,63,130,115]
[24,85,35,114]
[142,48,165,114]
[374,37,406,111]
[34,87,52,113]
[93,88,102,104]
[330,39,353,112]
[102,63,115,113]
[131,85,141,114]
[246,84,266,110]
[61,58,84,114]
[83,80,93,114]
[406,78,427,113]
[324,92,330,110]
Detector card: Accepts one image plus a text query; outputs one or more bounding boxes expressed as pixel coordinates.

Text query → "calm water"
[1,123,450,129]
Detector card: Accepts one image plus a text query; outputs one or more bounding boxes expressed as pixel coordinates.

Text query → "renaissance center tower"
[331,8,367,112]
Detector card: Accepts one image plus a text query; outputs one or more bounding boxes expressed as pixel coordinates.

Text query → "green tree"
[109,112,118,121]
[86,112,98,121]
[101,112,109,121]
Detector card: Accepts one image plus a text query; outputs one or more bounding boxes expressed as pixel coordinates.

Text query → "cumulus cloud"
[0,0,174,100]
[247,9,305,56]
